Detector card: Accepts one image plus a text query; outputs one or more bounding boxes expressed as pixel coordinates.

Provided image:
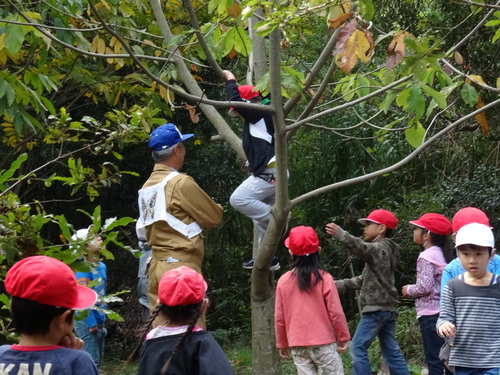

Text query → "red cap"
[358,209,398,230]
[409,213,452,236]
[451,207,490,233]
[237,85,260,100]
[159,266,207,306]
[5,256,98,309]
[284,226,320,256]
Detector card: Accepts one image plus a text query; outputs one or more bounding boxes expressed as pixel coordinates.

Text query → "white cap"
[455,223,495,248]
[70,225,95,251]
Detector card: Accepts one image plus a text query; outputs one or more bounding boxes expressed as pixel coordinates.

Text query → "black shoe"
[242,258,255,269]
[242,256,280,271]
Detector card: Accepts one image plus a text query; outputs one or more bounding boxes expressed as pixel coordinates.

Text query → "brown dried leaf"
[328,13,351,29]
[227,2,241,18]
[334,19,357,56]
[454,51,464,65]
[385,32,406,70]
[475,96,489,135]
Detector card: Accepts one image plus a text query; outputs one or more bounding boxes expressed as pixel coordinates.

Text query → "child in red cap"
[441,207,500,292]
[325,209,410,375]
[132,266,233,375]
[275,226,350,375]
[0,256,99,374]
[401,213,454,375]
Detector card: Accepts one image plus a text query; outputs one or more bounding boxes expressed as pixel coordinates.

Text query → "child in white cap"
[275,226,350,375]
[437,223,500,375]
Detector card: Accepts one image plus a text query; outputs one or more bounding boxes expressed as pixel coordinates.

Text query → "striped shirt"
[437,273,500,368]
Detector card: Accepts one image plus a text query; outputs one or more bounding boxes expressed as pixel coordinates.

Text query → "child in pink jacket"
[275,226,350,375]
[402,213,454,375]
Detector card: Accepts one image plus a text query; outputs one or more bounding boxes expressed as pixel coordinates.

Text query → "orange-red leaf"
[227,47,237,59]
[184,103,200,124]
[190,64,198,73]
[475,96,489,135]
[385,32,406,70]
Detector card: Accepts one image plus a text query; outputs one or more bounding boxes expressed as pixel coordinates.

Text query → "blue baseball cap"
[148,123,194,151]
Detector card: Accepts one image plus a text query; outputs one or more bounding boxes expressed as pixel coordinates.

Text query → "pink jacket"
[275,270,350,348]
[406,246,447,316]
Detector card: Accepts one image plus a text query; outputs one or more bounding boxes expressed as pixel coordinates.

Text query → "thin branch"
[453,0,500,9]
[442,59,500,93]
[291,97,500,207]
[445,0,500,56]
[286,75,413,132]
[0,142,102,198]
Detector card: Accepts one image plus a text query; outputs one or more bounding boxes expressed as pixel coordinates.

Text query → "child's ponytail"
[125,303,161,365]
[160,301,204,374]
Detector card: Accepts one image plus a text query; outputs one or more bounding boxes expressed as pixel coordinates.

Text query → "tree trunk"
[251,289,281,375]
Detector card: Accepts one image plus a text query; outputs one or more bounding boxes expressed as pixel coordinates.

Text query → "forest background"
[0,0,499,373]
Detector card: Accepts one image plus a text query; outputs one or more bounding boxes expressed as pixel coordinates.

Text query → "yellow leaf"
[100,0,111,10]
[356,30,373,63]
[159,85,168,104]
[468,74,487,86]
[151,82,157,91]
[454,51,463,65]
[328,0,351,20]
[97,38,106,54]
[113,90,122,106]
[142,40,159,48]
[91,35,100,53]
[0,33,5,50]
[106,47,114,64]
[497,77,500,88]
[339,32,359,74]
[475,96,489,135]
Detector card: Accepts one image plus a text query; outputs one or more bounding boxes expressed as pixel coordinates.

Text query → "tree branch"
[291,97,500,207]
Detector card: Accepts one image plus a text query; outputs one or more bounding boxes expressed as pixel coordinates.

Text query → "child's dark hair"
[417,228,454,263]
[457,244,494,256]
[10,297,74,336]
[289,252,325,292]
[126,301,204,374]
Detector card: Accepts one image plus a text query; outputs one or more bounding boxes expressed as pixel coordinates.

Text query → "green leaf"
[405,119,426,148]
[232,27,252,57]
[422,84,447,109]
[4,23,25,55]
[406,86,425,120]
[358,0,375,21]
[0,153,28,189]
[411,60,427,82]
[380,90,398,113]
[460,83,478,107]
[103,216,135,231]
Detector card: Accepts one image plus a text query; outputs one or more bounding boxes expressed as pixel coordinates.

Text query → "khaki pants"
[291,343,344,375]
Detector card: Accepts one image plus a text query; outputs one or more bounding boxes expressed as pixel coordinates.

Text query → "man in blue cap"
[136,123,223,316]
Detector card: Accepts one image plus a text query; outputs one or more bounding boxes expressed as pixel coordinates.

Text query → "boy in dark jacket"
[326,209,410,375]
[224,69,280,270]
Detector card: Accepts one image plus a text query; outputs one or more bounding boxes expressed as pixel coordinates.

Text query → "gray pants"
[230,169,276,238]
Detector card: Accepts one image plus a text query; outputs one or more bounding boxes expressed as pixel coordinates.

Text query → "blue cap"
[148,123,194,151]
